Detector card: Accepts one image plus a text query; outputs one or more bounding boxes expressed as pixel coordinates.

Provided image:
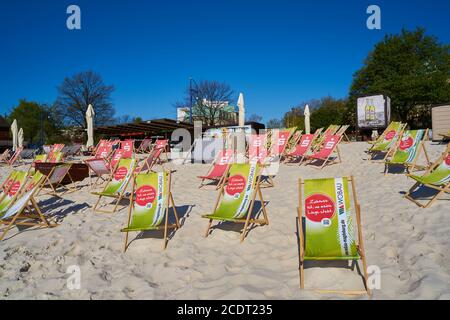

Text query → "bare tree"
[175,80,235,126]
[54,71,115,128]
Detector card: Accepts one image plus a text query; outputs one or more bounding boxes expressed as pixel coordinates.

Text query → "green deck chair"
[385,129,430,174]
[0,171,28,216]
[203,163,269,242]
[368,122,406,161]
[0,172,55,241]
[122,171,180,251]
[92,158,136,213]
[404,144,450,208]
[297,177,371,295]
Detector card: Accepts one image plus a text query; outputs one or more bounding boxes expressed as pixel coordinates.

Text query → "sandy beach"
[0,141,449,300]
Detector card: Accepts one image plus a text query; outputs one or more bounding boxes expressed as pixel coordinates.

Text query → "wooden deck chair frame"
[136,138,152,154]
[40,164,77,197]
[92,161,134,214]
[282,130,303,161]
[404,144,450,208]
[283,133,317,165]
[0,177,57,241]
[304,135,343,169]
[384,129,431,175]
[123,171,180,251]
[297,177,371,296]
[0,149,11,163]
[6,147,24,166]
[336,125,351,143]
[135,151,159,174]
[312,125,339,150]
[204,166,269,242]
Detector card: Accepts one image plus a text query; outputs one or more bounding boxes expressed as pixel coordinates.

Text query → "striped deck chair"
[0,172,55,241]
[136,138,152,154]
[0,171,28,216]
[47,151,64,163]
[122,171,180,250]
[92,158,136,213]
[198,149,234,189]
[385,129,430,174]
[40,164,75,196]
[203,163,268,242]
[284,130,303,156]
[297,177,371,295]
[304,134,343,169]
[404,144,450,208]
[284,134,315,165]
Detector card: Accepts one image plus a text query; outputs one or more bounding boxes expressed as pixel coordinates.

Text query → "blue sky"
[0,0,449,123]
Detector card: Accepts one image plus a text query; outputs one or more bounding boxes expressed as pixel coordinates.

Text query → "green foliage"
[282,96,347,131]
[7,100,62,145]
[349,28,450,127]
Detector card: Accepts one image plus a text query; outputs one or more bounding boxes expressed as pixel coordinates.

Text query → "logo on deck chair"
[305,194,335,226]
[445,154,450,167]
[114,166,128,180]
[8,181,21,196]
[385,130,396,140]
[399,135,414,150]
[226,175,246,199]
[136,185,156,208]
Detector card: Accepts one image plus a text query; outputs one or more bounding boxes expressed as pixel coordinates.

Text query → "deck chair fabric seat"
[92,158,136,213]
[305,135,342,169]
[405,145,450,208]
[369,122,406,161]
[298,177,370,295]
[203,163,269,242]
[41,164,75,196]
[121,171,180,250]
[198,149,234,188]
[385,129,430,173]
[0,171,28,214]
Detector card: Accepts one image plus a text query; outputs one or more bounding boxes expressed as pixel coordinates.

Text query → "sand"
[0,141,449,300]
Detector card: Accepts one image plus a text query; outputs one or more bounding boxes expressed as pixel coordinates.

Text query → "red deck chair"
[198,149,234,189]
[304,134,343,169]
[150,139,169,163]
[269,130,291,158]
[284,134,315,165]
[248,134,267,159]
[120,140,134,157]
[5,147,23,166]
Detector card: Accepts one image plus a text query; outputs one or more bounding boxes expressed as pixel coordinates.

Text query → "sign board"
[357,95,391,129]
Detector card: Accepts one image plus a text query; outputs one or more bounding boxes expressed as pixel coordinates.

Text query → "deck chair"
[385,129,430,174]
[368,122,406,161]
[336,125,350,143]
[91,139,109,156]
[203,163,268,242]
[122,171,180,250]
[40,164,75,196]
[47,151,64,163]
[0,171,28,215]
[404,144,450,208]
[92,158,136,213]
[304,135,343,169]
[85,158,112,188]
[368,121,399,146]
[5,147,23,166]
[0,170,19,193]
[198,149,234,189]
[0,172,55,241]
[284,134,315,165]
[313,125,340,149]
[135,147,164,173]
[136,138,152,154]
[248,134,268,163]
[268,130,292,158]
[285,130,303,156]
[297,176,371,295]
[0,149,10,163]
[120,140,135,157]
[151,139,170,163]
